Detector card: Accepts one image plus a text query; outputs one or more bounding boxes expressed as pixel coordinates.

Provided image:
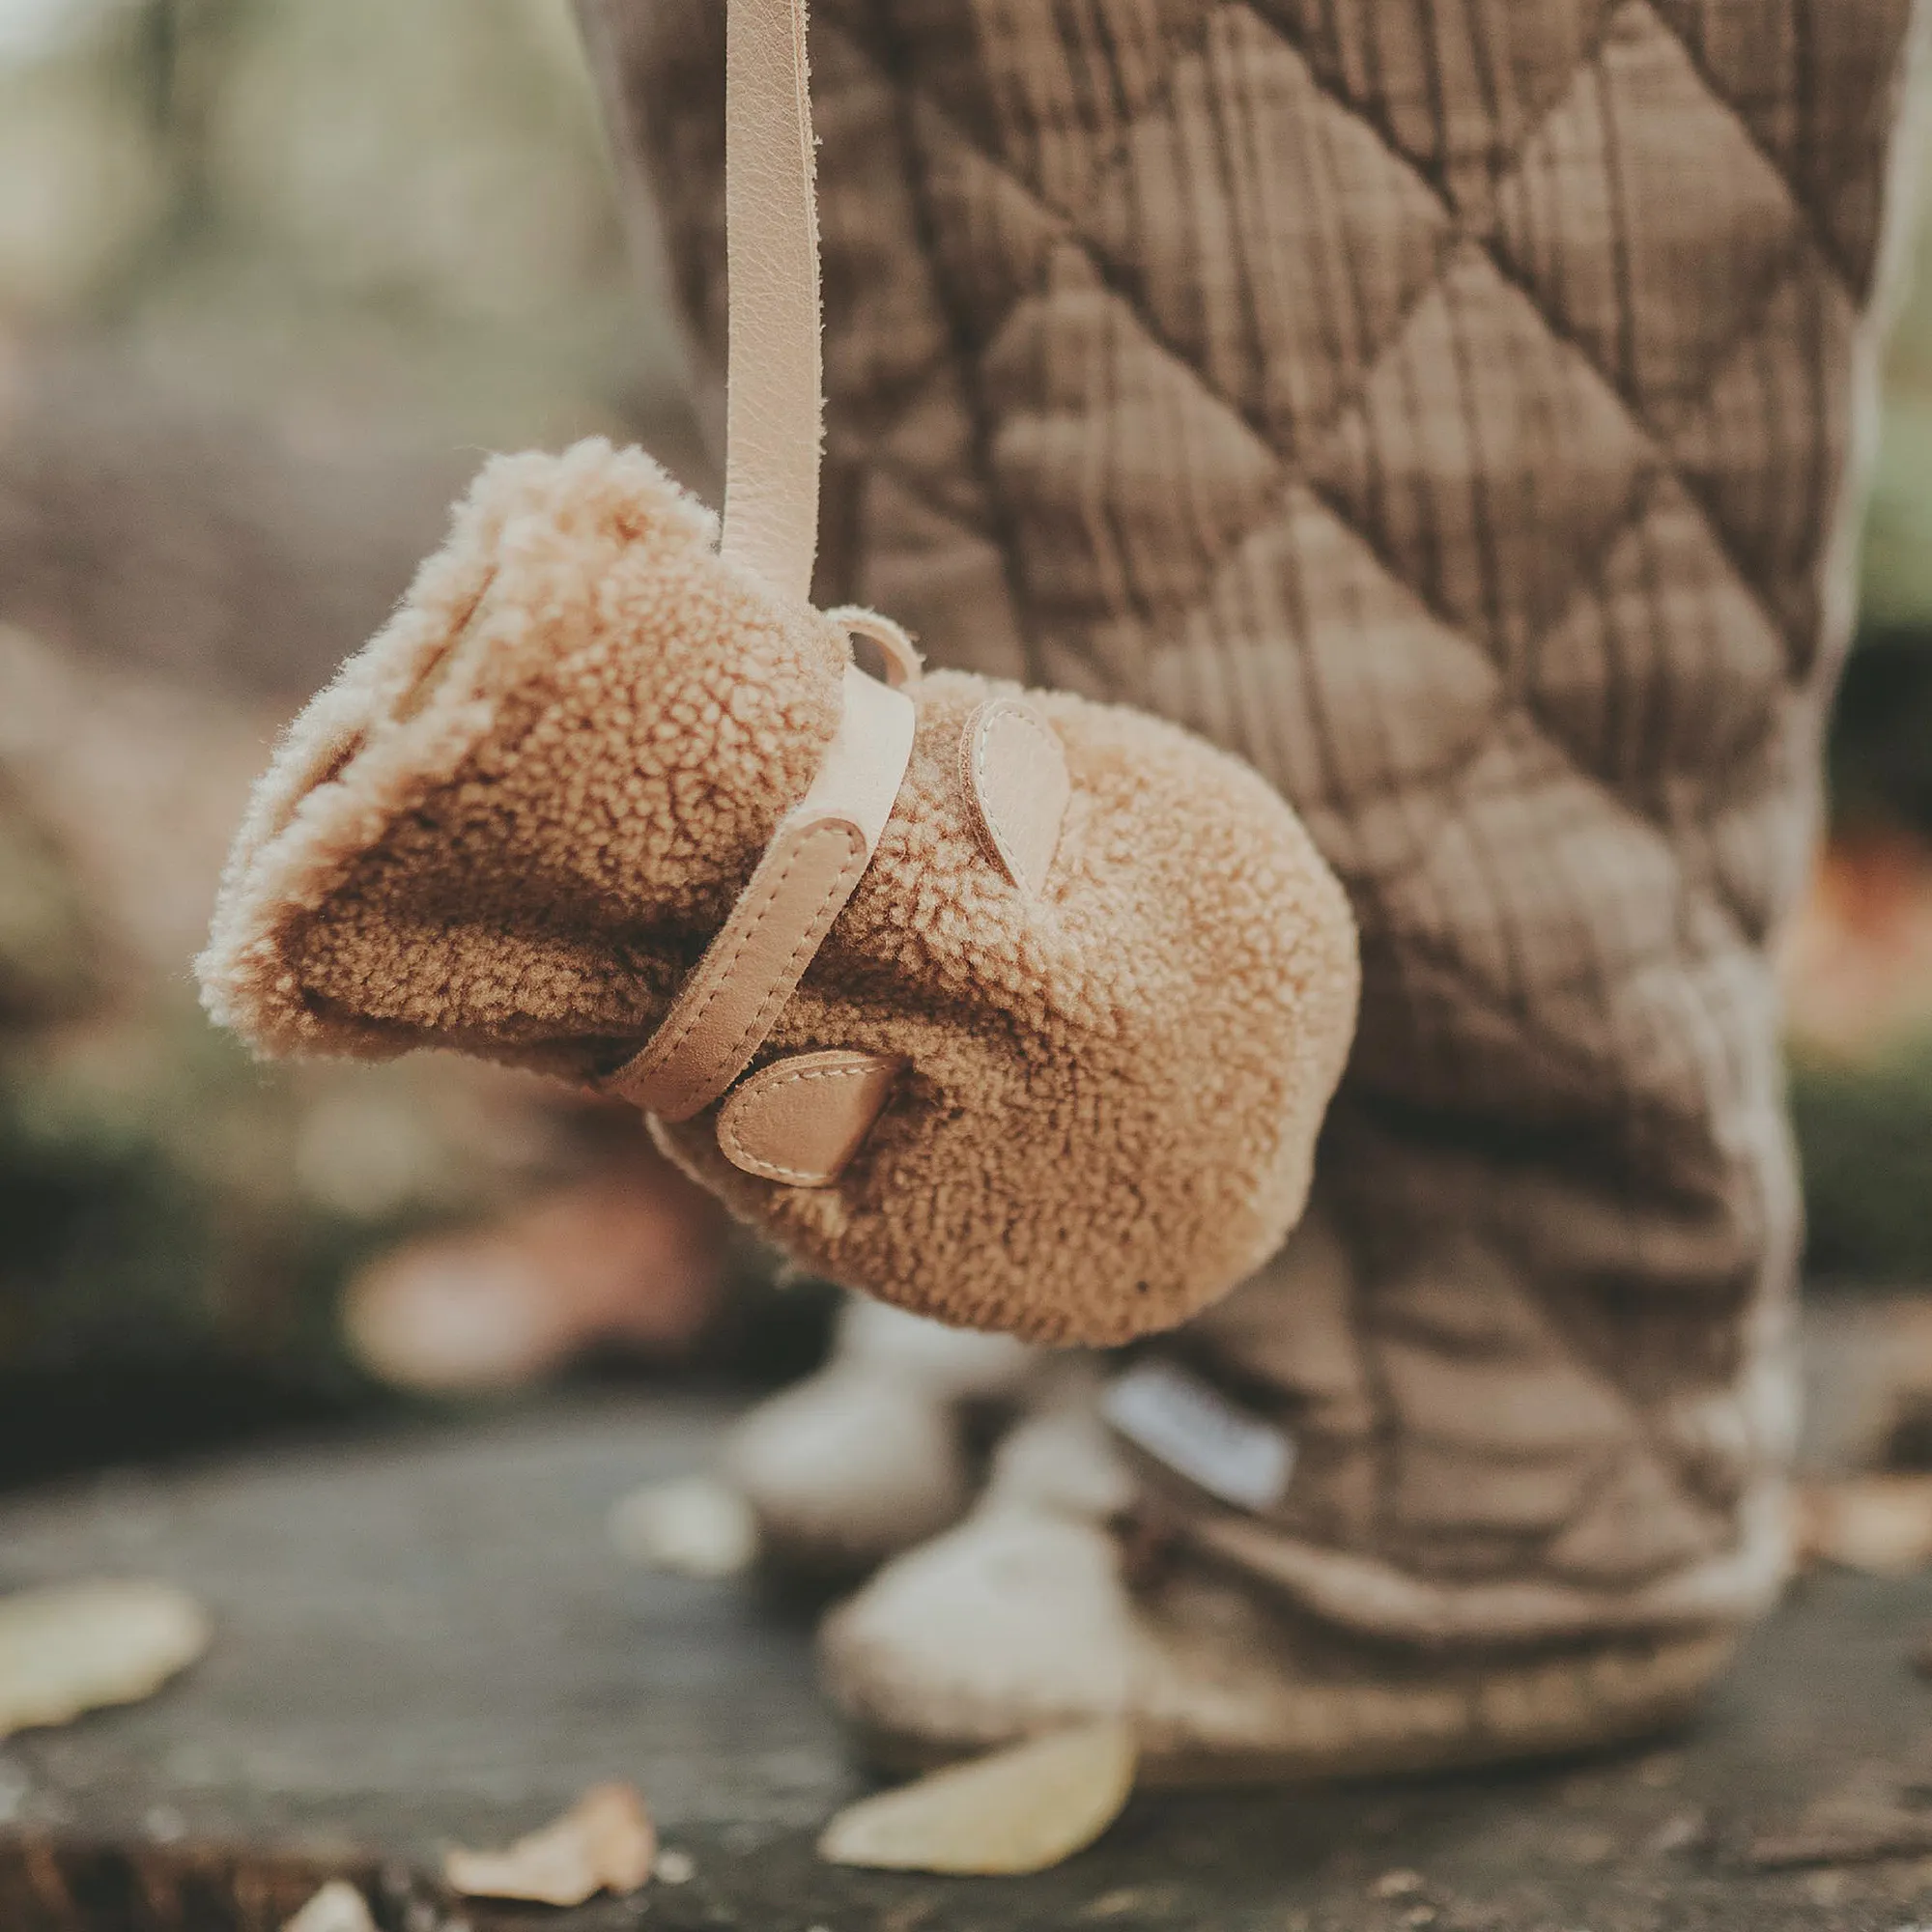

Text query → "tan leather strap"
[721,0,822,605]
[606,663,916,1122]
[607,0,922,1136]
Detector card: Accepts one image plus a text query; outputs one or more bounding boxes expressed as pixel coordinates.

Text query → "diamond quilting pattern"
[981,250,1286,625]
[1663,265,1861,665]
[1246,0,1623,216]
[1520,476,1789,806]
[1490,6,1806,418]
[821,0,1909,1596]
[1305,242,1659,673]
[813,32,959,451]
[1087,11,1454,454]
[624,0,1918,1605]
[1129,483,1508,836]
[885,0,1212,217]
[1646,0,1918,292]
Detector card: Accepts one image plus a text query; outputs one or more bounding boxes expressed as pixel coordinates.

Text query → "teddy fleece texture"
[198,438,1359,1346]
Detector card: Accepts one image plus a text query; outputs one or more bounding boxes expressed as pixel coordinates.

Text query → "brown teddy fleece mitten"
[585,0,1924,1778]
[195,0,1358,1350]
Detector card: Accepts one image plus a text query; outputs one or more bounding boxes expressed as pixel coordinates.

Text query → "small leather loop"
[717,1048,902,1186]
[828,606,923,690]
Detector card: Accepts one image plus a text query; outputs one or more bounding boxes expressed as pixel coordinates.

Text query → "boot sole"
[848,1631,1735,1790]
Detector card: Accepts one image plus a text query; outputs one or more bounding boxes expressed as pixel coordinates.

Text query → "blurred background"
[1,0,1929,1491]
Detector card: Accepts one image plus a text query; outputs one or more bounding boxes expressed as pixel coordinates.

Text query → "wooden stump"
[3,1335,1932,1930]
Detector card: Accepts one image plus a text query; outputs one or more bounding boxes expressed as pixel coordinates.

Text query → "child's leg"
[584,0,1925,1768]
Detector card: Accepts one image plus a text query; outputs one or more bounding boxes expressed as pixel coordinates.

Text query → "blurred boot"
[822,1367,1733,1781]
[726,1295,1037,1577]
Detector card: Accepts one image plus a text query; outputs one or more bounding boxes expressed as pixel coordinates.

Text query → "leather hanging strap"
[719,0,823,606]
[604,0,918,1133]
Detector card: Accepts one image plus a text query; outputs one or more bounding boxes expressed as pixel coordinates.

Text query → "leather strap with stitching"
[604,0,919,1127]
[605,662,915,1122]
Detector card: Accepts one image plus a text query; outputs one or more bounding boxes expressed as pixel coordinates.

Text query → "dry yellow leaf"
[608,1475,757,1579]
[281,1880,379,1932]
[444,1782,657,1905]
[0,1579,210,1738]
[818,1722,1137,1875]
[1797,1473,1932,1575]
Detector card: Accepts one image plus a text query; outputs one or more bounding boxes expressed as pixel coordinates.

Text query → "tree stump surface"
[3,1306,1932,1932]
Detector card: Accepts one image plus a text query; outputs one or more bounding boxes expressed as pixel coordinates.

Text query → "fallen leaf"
[445,1782,656,1905]
[282,1880,379,1932]
[609,1475,757,1579]
[0,1580,210,1738]
[1796,1474,1932,1575]
[818,1722,1137,1875]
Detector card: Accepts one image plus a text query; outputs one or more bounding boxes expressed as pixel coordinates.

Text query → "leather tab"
[717,1049,901,1186]
[960,698,1070,895]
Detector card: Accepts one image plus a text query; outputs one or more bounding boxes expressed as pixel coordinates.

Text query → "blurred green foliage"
[1794,1036,1932,1283]
[0,0,679,450]
[0,0,678,1470]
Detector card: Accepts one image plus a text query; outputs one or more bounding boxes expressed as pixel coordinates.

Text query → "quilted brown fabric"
[585,0,1923,1641]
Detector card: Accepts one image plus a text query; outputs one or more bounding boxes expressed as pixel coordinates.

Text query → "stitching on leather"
[718,1058,895,1182]
[710,833,868,1083]
[621,820,866,1098]
[970,699,1063,892]
[619,837,822,1082]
